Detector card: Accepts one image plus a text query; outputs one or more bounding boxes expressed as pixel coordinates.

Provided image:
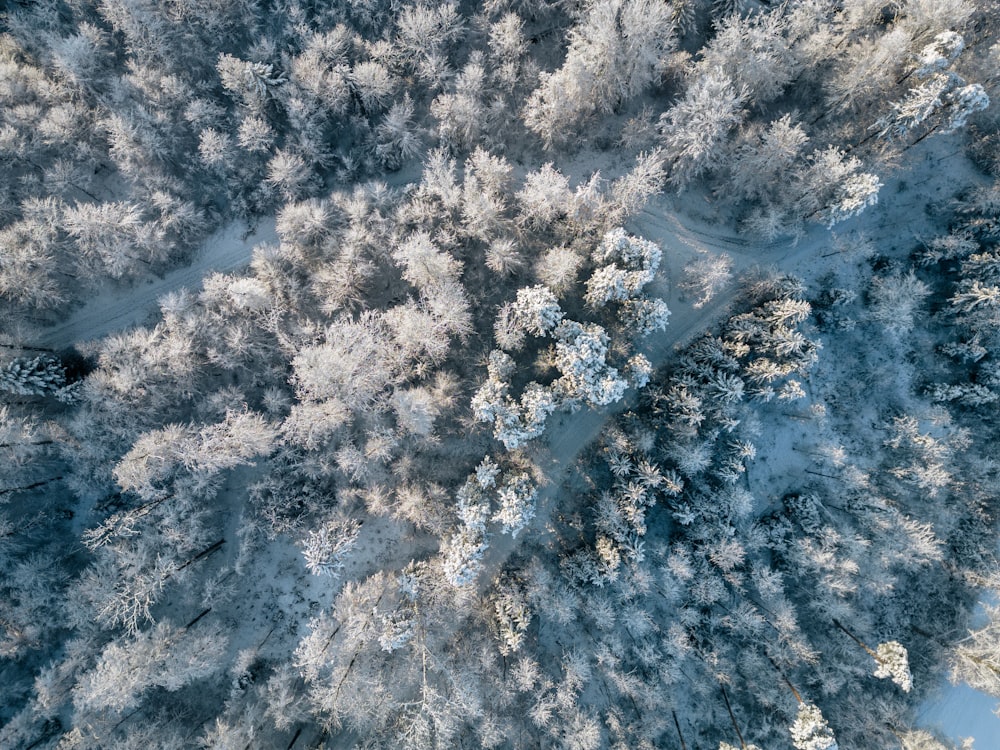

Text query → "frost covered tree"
[951,604,1000,701]
[794,146,882,228]
[471,350,560,449]
[431,60,486,153]
[660,70,746,190]
[475,379,558,451]
[291,312,401,411]
[301,519,362,579]
[868,270,930,337]
[697,12,795,108]
[833,619,912,691]
[395,2,464,73]
[491,578,531,655]
[680,253,734,309]
[217,54,285,110]
[877,73,990,142]
[63,201,164,278]
[495,285,565,350]
[375,95,423,170]
[524,0,675,146]
[790,702,838,750]
[551,321,628,408]
[535,247,584,296]
[442,526,489,587]
[113,410,276,498]
[872,641,913,692]
[493,473,538,538]
[516,163,575,229]
[73,620,228,714]
[0,356,65,396]
[585,228,662,308]
[730,115,809,203]
[267,149,312,202]
[915,31,966,78]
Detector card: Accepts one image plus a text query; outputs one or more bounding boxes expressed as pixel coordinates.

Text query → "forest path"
[36,217,278,350]
[34,166,427,351]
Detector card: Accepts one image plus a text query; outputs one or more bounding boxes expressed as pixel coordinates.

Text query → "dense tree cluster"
[2,0,1000,748]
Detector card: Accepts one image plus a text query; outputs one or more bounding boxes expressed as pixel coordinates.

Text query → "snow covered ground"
[919,682,999,747]
[37,217,278,350]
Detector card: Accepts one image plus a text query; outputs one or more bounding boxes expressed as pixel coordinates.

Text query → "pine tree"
[0,356,65,396]
[789,702,838,750]
[493,473,538,538]
[660,71,747,190]
[301,519,362,579]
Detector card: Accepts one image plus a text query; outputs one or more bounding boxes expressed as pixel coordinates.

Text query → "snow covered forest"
[3,0,1000,747]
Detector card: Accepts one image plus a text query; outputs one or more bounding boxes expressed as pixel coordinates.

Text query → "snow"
[37,217,277,350]
[483,133,985,596]
[23,131,996,747]
[918,682,999,747]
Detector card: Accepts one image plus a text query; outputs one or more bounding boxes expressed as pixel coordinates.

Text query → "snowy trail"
[37,217,278,350]
[33,166,428,352]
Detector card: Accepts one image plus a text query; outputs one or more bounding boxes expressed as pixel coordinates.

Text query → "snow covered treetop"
[873,641,912,692]
[916,31,965,78]
[586,229,662,307]
[790,703,838,750]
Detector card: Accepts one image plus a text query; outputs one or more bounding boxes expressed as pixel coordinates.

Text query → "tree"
[301,519,362,579]
[524,0,675,146]
[609,149,667,220]
[267,149,312,201]
[0,356,65,396]
[793,146,881,228]
[730,115,809,203]
[951,604,1000,702]
[492,578,531,655]
[868,270,930,336]
[442,526,489,587]
[551,321,628,408]
[351,61,396,113]
[112,409,275,499]
[471,351,559,450]
[431,60,486,153]
[73,620,228,714]
[374,95,422,170]
[0,216,68,313]
[915,32,965,77]
[217,54,285,110]
[63,201,161,279]
[660,70,747,190]
[585,228,662,308]
[493,473,538,538]
[517,164,574,229]
[535,248,584,297]
[501,285,565,346]
[680,253,733,309]
[291,312,401,409]
[789,702,838,750]
[698,12,795,108]
[393,231,462,293]
[833,620,912,691]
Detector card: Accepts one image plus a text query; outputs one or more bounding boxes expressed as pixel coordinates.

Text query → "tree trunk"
[176,538,225,571]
